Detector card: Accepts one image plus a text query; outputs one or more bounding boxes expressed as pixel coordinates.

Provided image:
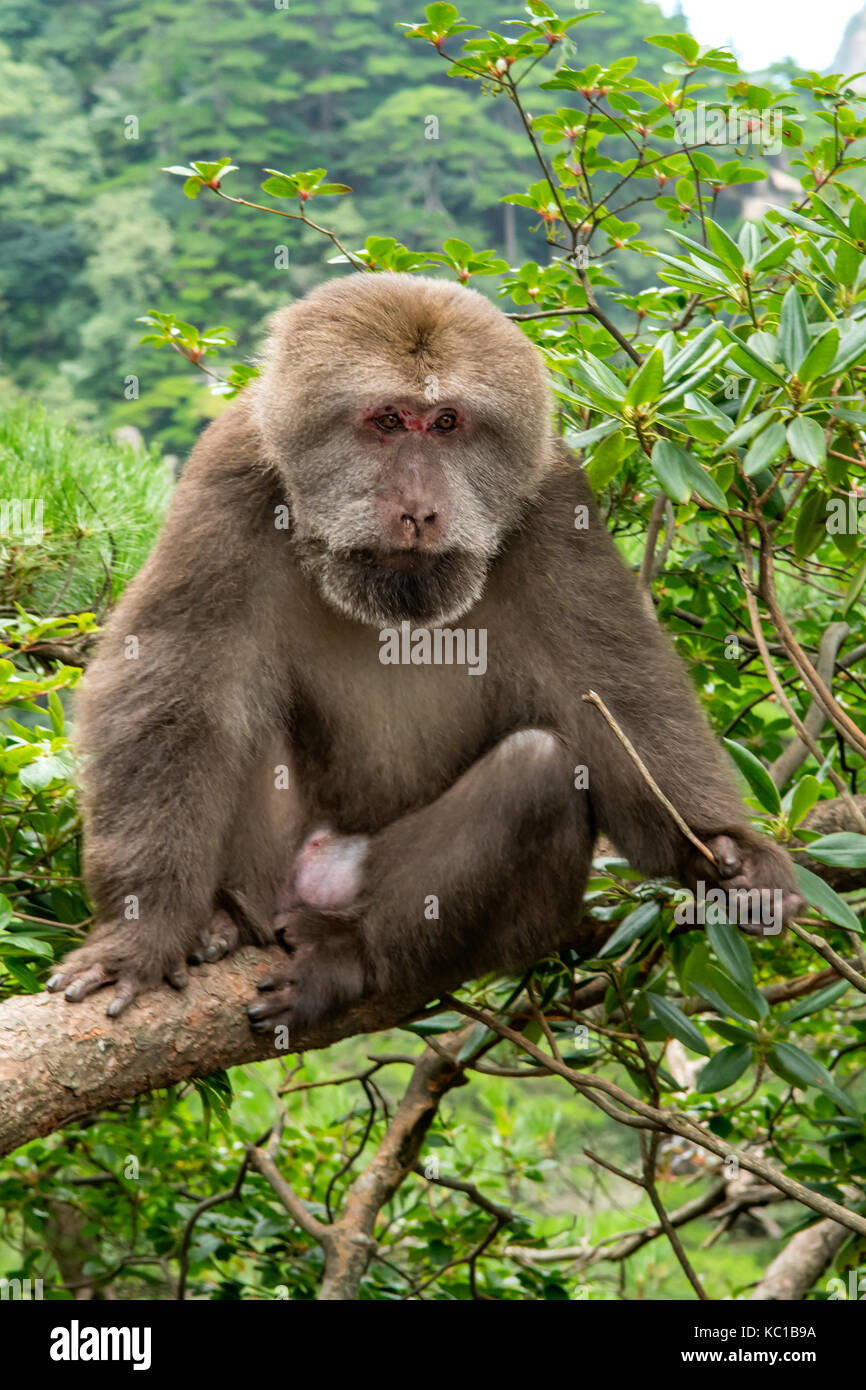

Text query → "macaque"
[47,274,801,1030]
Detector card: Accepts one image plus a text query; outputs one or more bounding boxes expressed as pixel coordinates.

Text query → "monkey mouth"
[351,548,439,574]
[298,540,489,626]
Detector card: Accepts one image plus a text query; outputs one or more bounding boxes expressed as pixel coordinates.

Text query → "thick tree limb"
[751,1218,849,1301]
[0,947,431,1159]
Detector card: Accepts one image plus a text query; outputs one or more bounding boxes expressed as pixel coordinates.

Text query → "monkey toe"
[189,909,240,965]
[248,983,295,1031]
[257,968,296,993]
[47,962,116,1002]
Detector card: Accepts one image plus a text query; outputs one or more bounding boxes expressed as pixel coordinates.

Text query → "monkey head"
[254,274,557,626]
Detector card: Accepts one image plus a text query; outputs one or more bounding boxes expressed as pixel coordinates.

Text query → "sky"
[660,0,862,72]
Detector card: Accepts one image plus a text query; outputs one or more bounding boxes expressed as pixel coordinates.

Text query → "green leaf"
[789,775,821,829]
[646,993,710,1056]
[719,410,777,451]
[830,318,866,373]
[779,978,849,1023]
[406,1011,464,1037]
[798,326,839,383]
[679,453,728,510]
[698,1043,753,1092]
[842,555,866,616]
[686,958,767,1022]
[625,348,664,407]
[778,287,810,371]
[834,240,862,289]
[787,415,826,467]
[806,833,866,868]
[793,488,827,560]
[597,901,660,957]
[425,2,460,27]
[664,325,722,382]
[646,32,700,62]
[768,1042,859,1116]
[722,738,781,814]
[705,218,744,271]
[850,196,866,241]
[0,934,54,959]
[772,207,838,238]
[19,754,73,791]
[706,920,754,989]
[454,1023,497,1062]
[742,421,787,476]
[567,355,627,405]
[726,340,785,386]
[707,1019,759,1044]
[793,864,861,932]
[563,419,619,448]
[738,222,761,266]
[650,439,690,503]
[753,236,796,274]
[585,431,629,489]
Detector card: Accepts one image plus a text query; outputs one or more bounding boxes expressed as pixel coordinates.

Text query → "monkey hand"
[45,922,195,1017]
[685,830,804,937]
[247,907,367,1035]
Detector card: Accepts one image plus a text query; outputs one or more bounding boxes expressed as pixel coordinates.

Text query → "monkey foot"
[45,927,189,1017]
[247,909,366,1035]
[187,908,240,965]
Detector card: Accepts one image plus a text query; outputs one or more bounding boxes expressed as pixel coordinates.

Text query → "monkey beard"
[296,541,490,627]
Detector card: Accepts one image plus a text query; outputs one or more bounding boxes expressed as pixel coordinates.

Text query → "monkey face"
[255,274,557,627]
[288,400,501,626]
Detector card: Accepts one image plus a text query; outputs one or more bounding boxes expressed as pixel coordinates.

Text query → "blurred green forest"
[0,0,685,449]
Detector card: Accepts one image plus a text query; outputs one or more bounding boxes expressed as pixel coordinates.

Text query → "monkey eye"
[433,411,458,432]
[374,412,404,432]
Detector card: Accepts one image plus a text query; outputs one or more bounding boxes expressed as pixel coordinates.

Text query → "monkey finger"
[256,969,295,993]
[166,965,189,990]
[55,963,117,1003]
[706,834,742,878]
[248,986,294,1026]
[106,976,144,1017]
[190,908,240,965]
[249,1011,291,1035]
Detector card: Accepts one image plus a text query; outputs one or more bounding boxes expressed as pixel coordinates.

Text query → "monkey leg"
[248,728,589,1034]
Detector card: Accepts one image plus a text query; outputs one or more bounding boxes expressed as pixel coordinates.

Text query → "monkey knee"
[499,728,562,762]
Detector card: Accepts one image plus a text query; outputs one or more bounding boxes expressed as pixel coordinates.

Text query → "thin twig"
[581,690,716,864]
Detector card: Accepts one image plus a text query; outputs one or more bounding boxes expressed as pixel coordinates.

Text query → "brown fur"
[47,275,799,1026]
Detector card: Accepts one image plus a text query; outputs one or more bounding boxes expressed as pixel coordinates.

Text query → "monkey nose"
[399,511,438,544]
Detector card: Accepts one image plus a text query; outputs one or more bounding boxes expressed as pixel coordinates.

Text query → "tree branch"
[0,946,433,1159]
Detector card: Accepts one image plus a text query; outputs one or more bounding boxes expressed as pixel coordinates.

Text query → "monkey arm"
[557,471,802,924]
[49,407,284,1014]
